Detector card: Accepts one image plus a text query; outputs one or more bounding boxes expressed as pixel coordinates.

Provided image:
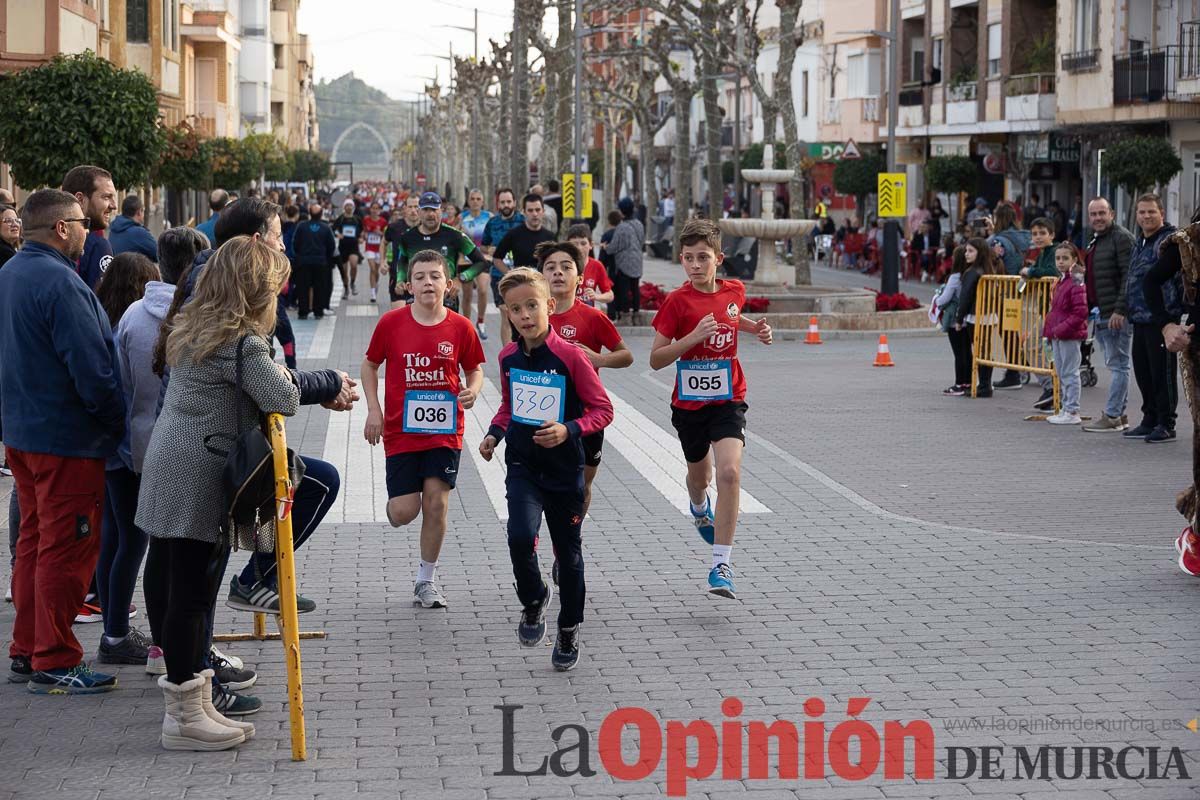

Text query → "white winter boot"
[197,668,255,740]
[159,674,245,751]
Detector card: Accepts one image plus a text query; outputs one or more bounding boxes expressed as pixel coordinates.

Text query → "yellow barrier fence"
[213,413,325,761]
[971,275,1060,408]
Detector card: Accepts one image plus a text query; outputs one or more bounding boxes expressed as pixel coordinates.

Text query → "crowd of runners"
[0,173,771,753]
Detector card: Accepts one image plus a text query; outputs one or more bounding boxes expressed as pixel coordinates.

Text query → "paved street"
[1,276,1198,800]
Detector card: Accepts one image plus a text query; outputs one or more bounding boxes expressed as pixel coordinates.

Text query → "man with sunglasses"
[0,189,125,694]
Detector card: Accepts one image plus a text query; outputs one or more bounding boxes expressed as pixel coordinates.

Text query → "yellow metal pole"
[267,413,307,762]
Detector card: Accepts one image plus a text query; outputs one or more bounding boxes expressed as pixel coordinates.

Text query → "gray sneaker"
[1082,413,1128,432]
[413,581,447,609]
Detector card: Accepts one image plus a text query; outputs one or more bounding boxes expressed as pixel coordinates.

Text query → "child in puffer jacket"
[1042,243,1090,425]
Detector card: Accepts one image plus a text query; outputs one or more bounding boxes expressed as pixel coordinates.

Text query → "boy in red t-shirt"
[539,241,633,586]
[566,223,614,308]
[362,251,485,608]
[649,218,772,600]
[362,202,388,303]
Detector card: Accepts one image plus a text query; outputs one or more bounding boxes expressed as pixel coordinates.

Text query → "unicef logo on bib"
[509,368,566,426]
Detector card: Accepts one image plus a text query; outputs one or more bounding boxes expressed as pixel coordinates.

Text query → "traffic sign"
[841,139,862,160]
[562,172,593,218]
[876,172,906,218]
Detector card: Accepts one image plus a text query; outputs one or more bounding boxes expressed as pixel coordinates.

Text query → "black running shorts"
[385,448,461,497]
[670,401,748,463]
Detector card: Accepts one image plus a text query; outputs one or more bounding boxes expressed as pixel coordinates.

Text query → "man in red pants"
[0,189,125,693]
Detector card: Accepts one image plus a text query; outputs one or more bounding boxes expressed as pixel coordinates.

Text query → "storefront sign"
[1021,134,1082,163]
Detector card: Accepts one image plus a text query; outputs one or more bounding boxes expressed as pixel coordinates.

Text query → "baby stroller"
[1080,308,1100,388]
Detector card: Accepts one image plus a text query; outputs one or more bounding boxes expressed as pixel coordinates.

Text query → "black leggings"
[963,323,993,388]
[96,467,149,639]
[947,327,972,386]
[146,537,229,684]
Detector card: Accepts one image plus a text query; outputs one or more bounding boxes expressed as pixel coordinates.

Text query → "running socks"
[712,545,732,569]
[417,560,438,583]
[690,498,709,515]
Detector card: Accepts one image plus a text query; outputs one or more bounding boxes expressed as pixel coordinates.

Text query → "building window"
[161,0,179,50]
[1073,0,1098,53]
[801,70,809,117]
[846,51,881,98]
[274,44,284,68]
[910,36,926,83]
[987,23,1001,76]
[931,37,944,83]
[127,0,149,43]
[271,102,284,128]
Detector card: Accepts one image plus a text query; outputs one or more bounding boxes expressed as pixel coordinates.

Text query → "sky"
[298,0,529,102]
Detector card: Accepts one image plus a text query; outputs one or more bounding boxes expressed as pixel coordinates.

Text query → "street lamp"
[843,0,901,294]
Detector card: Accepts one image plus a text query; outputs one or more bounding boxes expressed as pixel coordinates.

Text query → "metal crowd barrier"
[213,413,326,761]
[971,275,1060,409]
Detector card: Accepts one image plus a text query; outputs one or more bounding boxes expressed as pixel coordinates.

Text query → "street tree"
[0,51,163,189]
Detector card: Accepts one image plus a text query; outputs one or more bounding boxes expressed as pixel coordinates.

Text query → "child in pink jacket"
[1042,243,1089,425]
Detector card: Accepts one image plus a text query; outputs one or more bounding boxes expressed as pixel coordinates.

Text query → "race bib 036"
[402,389,457,434]
[509,369,566,426]
[676,359,733,402]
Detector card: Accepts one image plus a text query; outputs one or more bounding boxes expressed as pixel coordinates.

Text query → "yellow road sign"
[562,172,593,218]
[877,172,906,218]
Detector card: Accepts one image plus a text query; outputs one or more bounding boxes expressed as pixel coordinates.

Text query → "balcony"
[1113,46,1196,105]
[898,82,925,127]
[195,100,228,137]
[1062,49,1101,73]
[946,80,977,125]
[1179,21,1200,97]
[1003,72,1056,122]
[823,97,880,126]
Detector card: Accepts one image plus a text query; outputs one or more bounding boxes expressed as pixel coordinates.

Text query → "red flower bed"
[639,282,770,314]
[866,288,922,312]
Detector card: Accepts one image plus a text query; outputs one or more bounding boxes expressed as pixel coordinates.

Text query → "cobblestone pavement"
[1,270,1198,800]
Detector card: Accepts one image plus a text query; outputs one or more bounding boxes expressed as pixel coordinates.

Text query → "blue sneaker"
[690,495,715,545]
[707,563,737,599]
[27,663,117,694]
[517,581,552,647]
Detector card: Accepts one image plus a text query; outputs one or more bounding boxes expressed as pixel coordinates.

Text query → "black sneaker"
[8,655,32,684]
[96,628,152,665]
[994,373,1022,390]
[212,682,261,716]
[974,387,994,398]
[1033,394,1055,412]
[1123,422,1155,438]
[942,384,965,396]
[211,653,257,690]
[517,581,552,648]
[551,625,580,671]
[1145,425,1176,444]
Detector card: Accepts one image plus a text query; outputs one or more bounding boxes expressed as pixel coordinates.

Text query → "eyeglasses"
[0,219,20,227]
[24,217,89,231]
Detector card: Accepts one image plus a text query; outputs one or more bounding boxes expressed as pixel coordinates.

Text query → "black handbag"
[203,335,304,552]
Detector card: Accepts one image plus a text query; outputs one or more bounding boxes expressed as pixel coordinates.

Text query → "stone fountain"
[718,143,817,287]
[716,144,878,319]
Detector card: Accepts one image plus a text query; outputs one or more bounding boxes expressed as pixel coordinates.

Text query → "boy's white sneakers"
[1047,412,1082,425]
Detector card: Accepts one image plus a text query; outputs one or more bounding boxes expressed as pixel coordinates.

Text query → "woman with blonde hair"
[135,235,299,751]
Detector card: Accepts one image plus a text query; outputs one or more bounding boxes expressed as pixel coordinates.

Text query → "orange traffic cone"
[873,334,895,367]
[804,316,823,345]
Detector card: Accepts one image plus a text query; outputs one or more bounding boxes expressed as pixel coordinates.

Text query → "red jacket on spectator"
[1043,275,1089,341]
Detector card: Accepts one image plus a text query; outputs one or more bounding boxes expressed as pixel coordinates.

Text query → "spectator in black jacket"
[953,238,1005,397]
[292,203,337,319]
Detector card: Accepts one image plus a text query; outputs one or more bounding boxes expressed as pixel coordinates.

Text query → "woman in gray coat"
[135,236,299,751]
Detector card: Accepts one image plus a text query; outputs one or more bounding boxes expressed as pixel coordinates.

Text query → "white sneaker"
[1047,412,1081,425]
[5,578,11,602]
[208,645,243,671]
[413,581,447,609]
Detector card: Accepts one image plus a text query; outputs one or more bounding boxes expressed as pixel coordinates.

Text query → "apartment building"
[1057,0,1200,223]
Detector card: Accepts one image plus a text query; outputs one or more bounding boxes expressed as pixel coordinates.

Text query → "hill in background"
[315,73,415,168]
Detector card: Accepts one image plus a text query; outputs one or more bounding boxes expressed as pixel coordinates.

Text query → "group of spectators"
[0,168,355,752]
[929,192,1192,444]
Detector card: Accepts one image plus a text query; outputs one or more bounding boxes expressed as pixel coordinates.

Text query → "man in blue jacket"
[62,165,117,291]
[0,189,126,694]
[108,194,158,261]
[291,202,337,319]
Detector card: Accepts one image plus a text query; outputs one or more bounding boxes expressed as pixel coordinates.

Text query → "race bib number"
[509,369,565,426]
[402,390,457,434]
[676,360,733,402]
[341,225,357,238]
[366,232,382,246]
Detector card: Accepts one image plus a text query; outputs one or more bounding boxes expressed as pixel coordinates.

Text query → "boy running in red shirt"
[480,268,613,670]
[539,241,633,586]
[565,224,614,308]
[362,250,485,608]
[362,202,388,303]
[649,218,773,599]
